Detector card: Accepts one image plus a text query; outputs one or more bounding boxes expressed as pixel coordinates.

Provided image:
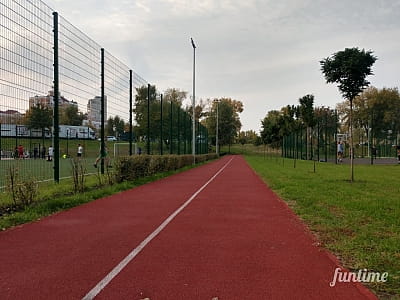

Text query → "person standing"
[33,147,38,159]
[17,144,24,159]
[397,145,400,164]
[94,145,110,168]
[337,141,344,162]
[48,145,54,161]
[77,144,83,158]
[41,146,46,159]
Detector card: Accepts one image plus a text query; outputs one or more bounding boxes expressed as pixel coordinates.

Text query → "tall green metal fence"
[0,0,208,188]
[282,123,399,163]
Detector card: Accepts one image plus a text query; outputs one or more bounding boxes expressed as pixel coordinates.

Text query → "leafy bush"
[115,154,218,183]
[6,165,38,207]
[71,158,86,193]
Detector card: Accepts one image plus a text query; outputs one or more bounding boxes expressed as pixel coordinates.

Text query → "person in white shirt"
[77,144,83,157]
[48,146,54,161]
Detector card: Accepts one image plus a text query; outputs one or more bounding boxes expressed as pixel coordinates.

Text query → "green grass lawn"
[245,153,400,298]
[0,138,139,187]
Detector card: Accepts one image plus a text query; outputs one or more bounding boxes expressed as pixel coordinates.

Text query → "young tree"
[320,47,377,182]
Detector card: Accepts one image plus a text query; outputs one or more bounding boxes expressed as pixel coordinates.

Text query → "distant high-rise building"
[87,96,107,129]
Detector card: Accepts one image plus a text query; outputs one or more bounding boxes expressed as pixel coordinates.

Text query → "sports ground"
[0,155,377,299]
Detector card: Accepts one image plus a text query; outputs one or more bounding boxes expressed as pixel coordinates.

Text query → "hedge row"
[114,154,218,183]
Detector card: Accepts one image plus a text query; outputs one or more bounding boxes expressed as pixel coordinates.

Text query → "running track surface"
[0,155,377,300]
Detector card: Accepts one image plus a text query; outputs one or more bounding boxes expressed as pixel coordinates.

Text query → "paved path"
[0,156,377,299]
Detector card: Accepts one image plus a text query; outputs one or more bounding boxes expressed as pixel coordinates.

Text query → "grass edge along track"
[245,153,400,299]
[0,157,217,231]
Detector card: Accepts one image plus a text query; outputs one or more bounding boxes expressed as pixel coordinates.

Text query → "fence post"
[0,123,2,160]
[183,113,187,154]
[53,12,60,182]
[169,101,173,154]
[324,110,328,162]
[177,106,180,155]
[370,110,374,165]
[147,83,150,155]
[129,70,133,156]
[100,48,105,174]
[335,109,338,164]
[160,94,163,155]
[317,119,320,161]
[196,121,199,154]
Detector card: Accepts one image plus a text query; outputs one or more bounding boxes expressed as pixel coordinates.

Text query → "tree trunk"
[350,99,354,182]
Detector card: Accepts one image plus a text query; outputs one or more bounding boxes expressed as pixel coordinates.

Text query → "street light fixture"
[191,37,196,164]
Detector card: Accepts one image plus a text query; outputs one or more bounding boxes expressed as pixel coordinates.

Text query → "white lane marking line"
[82,157,234,300]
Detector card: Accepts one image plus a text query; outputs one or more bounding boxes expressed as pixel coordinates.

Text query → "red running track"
[0,155,377,300]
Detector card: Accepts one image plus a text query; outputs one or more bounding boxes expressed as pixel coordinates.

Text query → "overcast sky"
[46,0,400,132]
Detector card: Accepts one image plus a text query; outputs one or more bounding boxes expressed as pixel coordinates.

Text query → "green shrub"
[6,165,38,207]
[148,156,167,175]
[115,154,218,183]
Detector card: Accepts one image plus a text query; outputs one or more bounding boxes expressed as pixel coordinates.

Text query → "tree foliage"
[337,86,400,137]
[238,130,259,145]
[134,85,191,144]
[321,47,377,181]
[320,47,377,101]
[298,94,316,128]
[24,104,52,131]
[59,105,85,126]
[204,98,243,146]
[106,115,125,137]
[163,88,187,105]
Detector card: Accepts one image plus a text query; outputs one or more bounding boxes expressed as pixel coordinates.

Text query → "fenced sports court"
[282,125,399,164]
[0,0,208,188]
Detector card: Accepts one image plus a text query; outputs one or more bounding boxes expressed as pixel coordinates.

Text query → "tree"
[348,87,400,142]
[59,105,85,126]
[260,110,282,145]
[260,106,298,147]
[204,98,243,147]
[106,116,125,137]
[320,47,377,181]
[185,98,208,121]
[238,130,258,145]
[163,88,187,105]
[133,85,193,153]
[134,85,159,139]
[298,95,316,128]
[238,131,247,146]
[237,130,258,145]
[24,104,53,134]
[298,94,316,159]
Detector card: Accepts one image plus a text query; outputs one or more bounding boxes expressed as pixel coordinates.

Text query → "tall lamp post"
[191,37,196,164]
